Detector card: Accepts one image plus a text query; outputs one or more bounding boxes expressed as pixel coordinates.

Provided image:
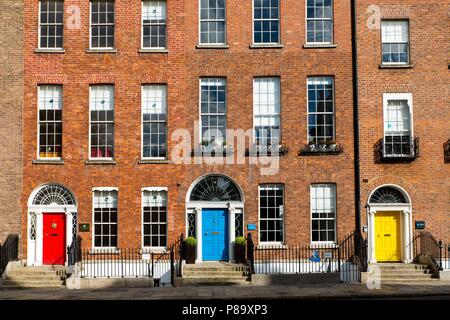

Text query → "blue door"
[202,209,229,261]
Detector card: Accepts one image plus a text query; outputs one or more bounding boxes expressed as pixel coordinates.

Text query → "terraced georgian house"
[0,0,447,287]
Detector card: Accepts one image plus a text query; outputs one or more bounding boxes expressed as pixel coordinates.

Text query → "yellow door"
[375,211,402,262]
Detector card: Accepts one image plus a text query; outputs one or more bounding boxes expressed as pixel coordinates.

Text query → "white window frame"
[38,0,64,49]
[198,78,227,146]
[89,0,115,50]
[310,184,337,244]
[305,0,334,45]
[141,188,168,251]
[141,0,167,50]
[252,0,281,45]
[141,85,168,160]
[89,85,115,161]
[92,189,118,250]
[37,85,63,160]
[382,93,414,154]
[198,0,227,45]
[252,77,281,146]
[381,20,410,65]
[258,184,285,245]
[306,76,335,144]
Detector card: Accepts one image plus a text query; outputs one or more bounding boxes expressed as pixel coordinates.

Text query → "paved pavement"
[0,281,450,300]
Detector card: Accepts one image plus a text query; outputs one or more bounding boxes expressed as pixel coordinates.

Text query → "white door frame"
[366,204,413,264]
[27,206,77,266]
[186,201,244,263]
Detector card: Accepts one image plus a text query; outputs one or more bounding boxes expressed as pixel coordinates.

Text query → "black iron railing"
[298,142,344,156]
[444,139,450,163]
[246,231,366,283]
[68,234,184,286]
[413,231,446,271]
[245,143,289,157]
[375,137,419,163]
[0,234,19,276]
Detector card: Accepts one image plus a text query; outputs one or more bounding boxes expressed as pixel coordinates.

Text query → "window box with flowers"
[245,143,289,157]
[298,140,344,156]
[191,141,234,157]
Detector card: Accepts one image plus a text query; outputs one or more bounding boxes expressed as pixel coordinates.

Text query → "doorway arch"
[186,174,244,263]
[367,185,413,263]
[27,183,78,266]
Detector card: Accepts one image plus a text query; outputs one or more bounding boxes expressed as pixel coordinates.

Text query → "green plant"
[234,236,246,246]
[184,236,197,247]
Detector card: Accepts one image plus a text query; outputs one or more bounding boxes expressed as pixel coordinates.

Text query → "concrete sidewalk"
[0,281,450,300]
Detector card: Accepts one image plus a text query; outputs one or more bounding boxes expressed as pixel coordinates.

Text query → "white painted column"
[27,211,36,266]
[35,212,44,266]
[228,207,236,263]
[65,211,73,267]
[368,211,377,263]
[195,207,202,263]
[403,210,412,263]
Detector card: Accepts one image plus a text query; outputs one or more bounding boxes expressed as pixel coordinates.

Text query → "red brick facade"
[22,0,356,258]
[18,0,449,264]
[357,0,449,241]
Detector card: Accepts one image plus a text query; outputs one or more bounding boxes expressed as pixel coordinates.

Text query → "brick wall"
[357,0,450,241]
[22,0,356,254]
[0,0,23,244]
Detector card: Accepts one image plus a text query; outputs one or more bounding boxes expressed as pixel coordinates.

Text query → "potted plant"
[234,236,247,264]
[184,236,197,264]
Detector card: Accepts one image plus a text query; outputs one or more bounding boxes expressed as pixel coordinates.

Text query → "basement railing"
[0,234,19,276]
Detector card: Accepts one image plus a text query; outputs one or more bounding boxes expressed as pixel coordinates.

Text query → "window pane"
[91,1,115,48]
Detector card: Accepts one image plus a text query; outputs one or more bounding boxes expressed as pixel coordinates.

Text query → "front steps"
[181,262,251,286]
[1,266,66,289]
[367,263,438,283]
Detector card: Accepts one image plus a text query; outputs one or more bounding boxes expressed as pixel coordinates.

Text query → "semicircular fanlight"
[33,185,76,206]
[369,187,408,204]
[190,176,241,202]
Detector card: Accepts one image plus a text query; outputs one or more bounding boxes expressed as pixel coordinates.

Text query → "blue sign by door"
[202,209,229,261]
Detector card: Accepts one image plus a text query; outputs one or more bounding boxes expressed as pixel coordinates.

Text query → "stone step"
[181,277,251,286]
[369,264,427,270]
[6,275,63,281]
[2,280,65,288]
[380,278,440,283]
[183,270,248,277]
[377,270,433,276]
[184,267,248,272]
[379,273,434,280]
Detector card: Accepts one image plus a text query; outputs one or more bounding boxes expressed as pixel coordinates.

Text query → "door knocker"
[51,223,57,229]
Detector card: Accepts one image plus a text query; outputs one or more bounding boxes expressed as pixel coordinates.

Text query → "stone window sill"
[379,64,413,69]
[302,43,337,49]
[249,44,284,49]
[34,48,65,54]
[196,44,229,49]
[86,49,118,54]
[138,159,169,164]
[89,248,120,255]
[138,48,169,53]
[85,160,117,165]
[32,159,64,165]
[257,244,287,249]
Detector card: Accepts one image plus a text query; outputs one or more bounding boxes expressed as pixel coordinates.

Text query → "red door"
[43,213,66,265]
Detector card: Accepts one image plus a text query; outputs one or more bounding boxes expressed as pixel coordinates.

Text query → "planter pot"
[234,244,246,264]
[185,245,196,264]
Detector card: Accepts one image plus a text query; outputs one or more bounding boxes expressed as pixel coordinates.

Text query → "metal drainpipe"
[351,0,362,235]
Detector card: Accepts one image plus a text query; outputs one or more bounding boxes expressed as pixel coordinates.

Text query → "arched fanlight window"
[32,184,76,205]
[190,175,241,202]
[369,186,408,204]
